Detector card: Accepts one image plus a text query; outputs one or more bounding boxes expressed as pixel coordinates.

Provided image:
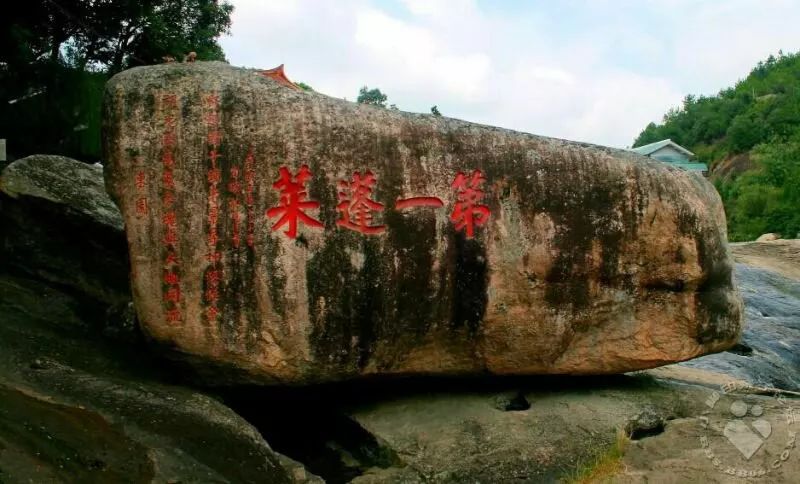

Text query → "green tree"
[357,86,388,107]
[634,122,660,146]
[120,0,233,72]
[0,0,234,162]
[726,114,766,152]
[632,50,800,240]
[721,140,800,241]
[430,105,441,116]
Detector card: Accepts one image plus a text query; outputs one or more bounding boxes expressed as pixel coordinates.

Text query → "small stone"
[627,406,666,439]
[492,392,531,412]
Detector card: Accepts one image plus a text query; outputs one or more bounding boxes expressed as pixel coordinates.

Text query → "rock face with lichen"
[0,155,129,308]
[102,61,743,385]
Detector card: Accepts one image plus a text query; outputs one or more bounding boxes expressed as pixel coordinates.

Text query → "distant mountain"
[633,52,800,241]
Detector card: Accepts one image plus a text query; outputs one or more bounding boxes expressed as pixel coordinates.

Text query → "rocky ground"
[0,156,798,483]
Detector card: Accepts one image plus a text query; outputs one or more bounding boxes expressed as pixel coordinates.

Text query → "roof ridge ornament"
[259,64,301,90]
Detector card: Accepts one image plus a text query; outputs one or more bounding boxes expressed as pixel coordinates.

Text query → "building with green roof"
[631,139,708,174]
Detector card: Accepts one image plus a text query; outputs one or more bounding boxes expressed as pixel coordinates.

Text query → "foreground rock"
[103,61,742,384]
[0,273,302,483]
[233,369,799,483]
[348,376,799,484]
[612,376,799,483]
[0,155,129,308]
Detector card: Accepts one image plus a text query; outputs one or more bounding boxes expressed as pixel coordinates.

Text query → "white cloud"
[353,8,491,101]
[514,66,576,86]
[355,9,436,58]
[220,0,800,147]
[568,74,685,148]
[401,0,476,18]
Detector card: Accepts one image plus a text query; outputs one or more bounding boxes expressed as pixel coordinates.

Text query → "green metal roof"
[667,162,708,172]
[631,139,695,157]
[630,139,705,171]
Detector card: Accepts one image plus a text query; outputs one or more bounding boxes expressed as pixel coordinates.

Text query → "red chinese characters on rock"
[266,165,323,239]
[228,164,242,248]
[262,165,490,239]
[450,169,490,239]
[160,93,181,324]
[395,197,444,210]
[203,94,223,322]
[204,268,221,321]
[336,171,385,235]
[136,197,148,217]
[243,148,257,247]
[133,135,148,218]
[162,210,179,248]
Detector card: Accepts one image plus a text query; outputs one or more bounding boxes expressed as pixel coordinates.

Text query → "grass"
[563,427,631,484]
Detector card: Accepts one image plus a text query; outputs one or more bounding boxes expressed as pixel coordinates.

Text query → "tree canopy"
[0,0,233,162]
[357,86,388,107]
[633,51,800,158]
[633,51,800,241]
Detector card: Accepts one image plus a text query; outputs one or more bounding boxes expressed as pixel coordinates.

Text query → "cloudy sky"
[220,0,800,148]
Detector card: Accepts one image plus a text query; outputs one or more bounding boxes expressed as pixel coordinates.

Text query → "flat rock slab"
[103,61,742,385]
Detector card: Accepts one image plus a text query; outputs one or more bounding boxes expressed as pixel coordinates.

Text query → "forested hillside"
[633,51,800,241]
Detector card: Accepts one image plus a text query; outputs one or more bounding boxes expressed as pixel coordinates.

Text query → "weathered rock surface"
[243,375,701,483]
[678,241,800,391]
[348,376,698,483]
[756,232,781,242]
[257,240,800,483]
[103,61,743,384]
[730,239,800,280]
[0,273,299,483]
[237,370,799,483]
[0,155,129,308]
[612,377,800,484]
[608,241,800,483]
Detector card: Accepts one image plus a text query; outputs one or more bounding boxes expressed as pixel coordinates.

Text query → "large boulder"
[102,61,742,385]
